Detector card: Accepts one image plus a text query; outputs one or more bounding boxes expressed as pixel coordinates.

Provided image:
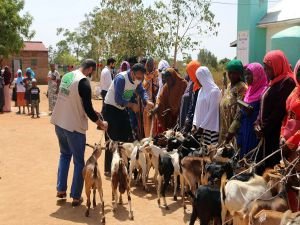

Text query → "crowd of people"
[0,63,63,118]
[96,52,299,178]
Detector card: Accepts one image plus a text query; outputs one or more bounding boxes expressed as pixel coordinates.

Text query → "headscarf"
[16,69,23,84]
[263,50,293,86]
[3,66,12,85]
[193,66,221,132]
[156,60,170,100]
[157,67,187,130]
[244,63,268,103]
[119,61,130,72]
[226,59,244,73]
[25,67,35,78]
[186,60,201,92]
[293,59,300,87]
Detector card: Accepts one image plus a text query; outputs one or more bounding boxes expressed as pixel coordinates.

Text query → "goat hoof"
[157,199,160,206]
[85,211,89,217]
[93,203,96,208]
[101,217,106,224]
[165,206,170,210]
[173,196,177,201]
[129,212,134,220]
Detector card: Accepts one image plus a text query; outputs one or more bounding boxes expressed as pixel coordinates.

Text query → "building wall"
[2,51,49,84]
[237,0,268,64]
[266,23,300,51]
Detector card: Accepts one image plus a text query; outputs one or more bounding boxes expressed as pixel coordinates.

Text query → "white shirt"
[48,70,60,81]
[100,66,112,92]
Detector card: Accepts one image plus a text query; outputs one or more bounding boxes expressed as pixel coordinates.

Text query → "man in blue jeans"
[51,59,108,206]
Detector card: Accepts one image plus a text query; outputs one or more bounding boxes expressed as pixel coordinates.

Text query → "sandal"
[56,192,67,198]
[71,197,83,207]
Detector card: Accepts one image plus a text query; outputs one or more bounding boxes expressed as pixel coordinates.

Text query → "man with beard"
[100,58,116,102]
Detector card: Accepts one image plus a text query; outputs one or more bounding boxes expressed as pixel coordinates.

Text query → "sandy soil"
[0,85,192,225]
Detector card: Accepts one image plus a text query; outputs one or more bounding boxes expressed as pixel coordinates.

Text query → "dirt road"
[0,85,192,225]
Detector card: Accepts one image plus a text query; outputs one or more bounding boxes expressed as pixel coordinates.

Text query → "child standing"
[29,79,40,118]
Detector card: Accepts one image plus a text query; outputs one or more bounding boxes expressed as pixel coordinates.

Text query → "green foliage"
[154,0,219,65]
[198,48,218,69]
[0,0,34,58]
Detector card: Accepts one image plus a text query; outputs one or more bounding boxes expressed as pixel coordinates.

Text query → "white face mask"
[134,79,142,86]
[87,75,92,82]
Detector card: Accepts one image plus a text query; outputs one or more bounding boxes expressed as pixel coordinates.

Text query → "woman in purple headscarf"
[237,63,268,157]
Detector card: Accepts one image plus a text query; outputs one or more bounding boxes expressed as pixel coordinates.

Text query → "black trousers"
[103,104,133,172]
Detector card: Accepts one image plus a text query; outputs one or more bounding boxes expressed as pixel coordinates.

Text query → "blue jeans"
[55,125,86,199]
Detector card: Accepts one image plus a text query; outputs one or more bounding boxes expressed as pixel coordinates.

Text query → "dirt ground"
[0,84,193,225]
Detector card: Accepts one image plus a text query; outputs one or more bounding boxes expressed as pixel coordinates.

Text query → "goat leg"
[93,188,96,208]
[85,187,91,217]
[189,205,197,225]
[157,175,162,206]
[163,176,170,210]
[119,194,123,205]
[173,174,178,201]
[127,187,134,220]
[97,185,105,224]
[142,164,149,192]
[180,175,186,210]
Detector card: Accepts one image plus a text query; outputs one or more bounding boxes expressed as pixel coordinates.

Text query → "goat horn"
[292,186,300,191]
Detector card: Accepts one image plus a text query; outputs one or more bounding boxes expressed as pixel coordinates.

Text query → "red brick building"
[2,41,49,84]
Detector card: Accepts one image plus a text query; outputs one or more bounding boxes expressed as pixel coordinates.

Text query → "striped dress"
[203,129,219,145]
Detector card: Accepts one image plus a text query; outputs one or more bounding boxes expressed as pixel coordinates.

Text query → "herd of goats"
[82,129,300,225]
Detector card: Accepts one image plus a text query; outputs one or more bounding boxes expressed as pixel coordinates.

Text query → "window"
[31,59,37,66]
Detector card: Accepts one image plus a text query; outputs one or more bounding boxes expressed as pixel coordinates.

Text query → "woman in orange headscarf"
[254,50,296,174]
[151,68,187,131]
[180,60,201,133]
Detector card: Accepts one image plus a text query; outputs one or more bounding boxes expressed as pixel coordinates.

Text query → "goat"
[157,151,185,210]
[220,169,282,225]
[238,180,288,225]
[82,143,105,224]
[252,210,284,225]
[213,144,236,163]
[188,185,222,225]
[128,146,148,191]
[110,141,133,220]
[280,210,300,225]
[181,156,212,193]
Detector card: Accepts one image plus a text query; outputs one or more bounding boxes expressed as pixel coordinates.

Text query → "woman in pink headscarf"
[236,63,268,157]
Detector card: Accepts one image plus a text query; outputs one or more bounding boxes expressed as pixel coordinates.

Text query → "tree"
[155,0,219,66]
[198,48,218,69]
[0,0,34,61]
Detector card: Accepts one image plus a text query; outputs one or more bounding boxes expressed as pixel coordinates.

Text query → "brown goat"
[280,210,300,225]
[110,141,133,220]
[181,156,212,193]
[252,210,284,225]
[82,143,105,224]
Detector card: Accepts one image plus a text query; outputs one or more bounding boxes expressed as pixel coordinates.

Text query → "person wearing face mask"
[51,59,108,206]
[103,63,154,176]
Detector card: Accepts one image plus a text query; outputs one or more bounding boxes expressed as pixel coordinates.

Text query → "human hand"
[145,101,154,111]
[128,103,139,113]
[280,137,286,146]
[96,120,108,131]
[254,125,263,138]
[225,132,235,144]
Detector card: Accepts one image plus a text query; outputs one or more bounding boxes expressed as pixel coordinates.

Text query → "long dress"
[255,77,295,174]
[48,80,59,111]
[0,76,4,112]
[179,80,193,129]
[237,101,260,157]
[219,81,247,142]
[3,71,11,112]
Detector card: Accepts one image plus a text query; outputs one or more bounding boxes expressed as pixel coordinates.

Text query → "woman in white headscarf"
[193,66,222,145]
[156,60,170,100]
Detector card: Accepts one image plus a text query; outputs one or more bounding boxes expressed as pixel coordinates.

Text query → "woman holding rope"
[280,59,300,212]
[254,50,296,175]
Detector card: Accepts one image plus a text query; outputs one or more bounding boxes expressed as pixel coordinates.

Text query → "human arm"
[78,78,107,130]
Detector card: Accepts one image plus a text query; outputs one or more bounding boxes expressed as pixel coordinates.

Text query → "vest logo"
[123,90,134,101]
[59,72,74,96]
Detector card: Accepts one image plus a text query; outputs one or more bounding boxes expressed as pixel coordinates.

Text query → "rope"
[230,147,283,181]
